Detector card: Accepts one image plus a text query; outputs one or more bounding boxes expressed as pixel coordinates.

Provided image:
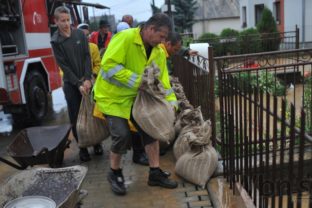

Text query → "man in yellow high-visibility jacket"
[93,13,178,195]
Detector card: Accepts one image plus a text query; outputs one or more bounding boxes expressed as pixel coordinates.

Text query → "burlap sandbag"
[173,120,212,160]
[77,94,110,148]
[174,106,204,134]
[133,64,175,143]
[173,131,195,160]
[170,76,187,101]
[170,76,193,111]
[175,144,218,188]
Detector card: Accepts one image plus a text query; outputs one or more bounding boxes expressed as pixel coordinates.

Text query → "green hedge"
[196,25,281,55]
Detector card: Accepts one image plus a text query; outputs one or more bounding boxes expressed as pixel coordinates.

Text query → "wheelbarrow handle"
[0,156,26,170]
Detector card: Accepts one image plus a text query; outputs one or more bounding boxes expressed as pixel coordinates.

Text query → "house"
[240,0,312,46]
[192,0,241,39]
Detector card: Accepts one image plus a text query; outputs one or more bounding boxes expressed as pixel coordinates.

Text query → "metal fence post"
[208,46,216,145]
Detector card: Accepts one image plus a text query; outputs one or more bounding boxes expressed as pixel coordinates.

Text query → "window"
[242,6,247,28]
[255,4,264,26]
[274,1,281,24]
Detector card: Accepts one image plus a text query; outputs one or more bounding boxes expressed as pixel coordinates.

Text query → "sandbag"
[173,120,212,160]
[77,94,110,147]
[133,64,175,143]
[170,76,193,111]
[173,131,195,160]
[170,76,187,101]
[175,145,218,188]
[174,106,204,134]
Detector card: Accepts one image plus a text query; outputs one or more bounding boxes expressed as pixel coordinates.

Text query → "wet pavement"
[0,111,213,208]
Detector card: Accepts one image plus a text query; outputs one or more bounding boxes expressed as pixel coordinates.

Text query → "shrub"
[304,76,312,134]
[219,28,240,56]
[234,71,286,96]
[257,7,281,51]
[239,28,262,54]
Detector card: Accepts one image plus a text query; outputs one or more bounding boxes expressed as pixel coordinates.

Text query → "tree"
[256,7,280,51]
[239,28,262,54]
[172,0,198,33]
[219,28,240,55]
[151,4,161,15]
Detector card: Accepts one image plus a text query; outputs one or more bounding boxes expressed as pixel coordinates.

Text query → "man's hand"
[188,49,198,56]
[83,79,92,94]
[79,85,87,95]
[78,80,92,95]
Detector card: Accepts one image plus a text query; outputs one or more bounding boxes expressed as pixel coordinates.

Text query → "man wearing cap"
[116,14,133,33]
[89,19,112,51]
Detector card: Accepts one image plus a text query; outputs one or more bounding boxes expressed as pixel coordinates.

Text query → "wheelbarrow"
[0,165,88,208]
[0,124,71,170]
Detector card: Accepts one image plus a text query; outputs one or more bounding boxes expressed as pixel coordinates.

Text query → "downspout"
[302,0,305,48]
[202,0,206,36]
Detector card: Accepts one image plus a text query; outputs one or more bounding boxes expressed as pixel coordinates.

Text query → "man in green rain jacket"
[93,13,178,195]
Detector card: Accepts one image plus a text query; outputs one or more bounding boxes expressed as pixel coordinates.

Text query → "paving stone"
[0,135,213,208]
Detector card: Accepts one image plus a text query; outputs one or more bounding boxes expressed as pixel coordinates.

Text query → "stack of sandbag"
[133,64,175,144]
[175,119,218,188]
[170,76,218,188]
[174,106,204,134]
[173,107,205,159]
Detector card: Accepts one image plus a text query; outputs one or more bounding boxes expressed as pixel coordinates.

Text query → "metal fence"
[172,47,216,144]
[216,48,312,207]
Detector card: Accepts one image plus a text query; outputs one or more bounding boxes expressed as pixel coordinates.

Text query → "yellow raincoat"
[93,27,177,120]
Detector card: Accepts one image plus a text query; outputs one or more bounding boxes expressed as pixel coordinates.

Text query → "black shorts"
[105,114,157,154]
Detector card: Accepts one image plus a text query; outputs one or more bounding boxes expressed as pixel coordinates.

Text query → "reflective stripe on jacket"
[93,27,177,119]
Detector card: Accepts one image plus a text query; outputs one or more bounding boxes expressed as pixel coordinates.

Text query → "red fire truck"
[0,0,107,124]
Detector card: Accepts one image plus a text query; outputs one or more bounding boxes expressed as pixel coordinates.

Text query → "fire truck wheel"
[25,70,48,122]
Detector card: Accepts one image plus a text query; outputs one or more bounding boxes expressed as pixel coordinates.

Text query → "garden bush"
[257,7,281,51]
[239,28,262,54]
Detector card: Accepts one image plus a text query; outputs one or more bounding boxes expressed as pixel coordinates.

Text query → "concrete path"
[0,133,213,208]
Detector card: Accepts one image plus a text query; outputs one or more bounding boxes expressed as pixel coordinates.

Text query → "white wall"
[304,0,312,43]
[192,18,241,39]
[284,0,312,43]
[284,0,302,31]
[240,0,311,44]
[240,0,277,28]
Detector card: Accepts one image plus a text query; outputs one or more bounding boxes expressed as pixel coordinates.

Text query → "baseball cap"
[117,22,130,32]
[77,23,89,30]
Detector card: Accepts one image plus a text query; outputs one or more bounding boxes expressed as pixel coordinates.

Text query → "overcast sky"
[84,0,164,22]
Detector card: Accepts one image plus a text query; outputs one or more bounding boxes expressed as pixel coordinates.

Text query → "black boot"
[107,169,126,195]
[133,152,149,166]
[131,132,149,166]
[93,144,103,155]
[79,148,91,162]
[148,168,177,189]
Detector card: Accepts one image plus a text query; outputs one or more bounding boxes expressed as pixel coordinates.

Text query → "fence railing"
[216,48,312,207]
